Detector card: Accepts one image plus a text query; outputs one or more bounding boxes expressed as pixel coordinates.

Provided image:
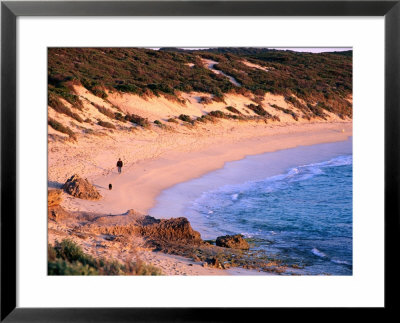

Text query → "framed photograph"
[1,0,398,321]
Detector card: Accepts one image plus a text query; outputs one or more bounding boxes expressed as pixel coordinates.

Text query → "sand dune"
[48,87,352,275]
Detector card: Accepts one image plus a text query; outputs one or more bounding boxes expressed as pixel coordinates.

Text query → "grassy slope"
[47,48,352,139]
[48,239,162,275]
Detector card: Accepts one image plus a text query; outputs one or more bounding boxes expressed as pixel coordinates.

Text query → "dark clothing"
[109,184,112,190]
[117,160,123,174]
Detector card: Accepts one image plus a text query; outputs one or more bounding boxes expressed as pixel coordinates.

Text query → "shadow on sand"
[48,181,63,189]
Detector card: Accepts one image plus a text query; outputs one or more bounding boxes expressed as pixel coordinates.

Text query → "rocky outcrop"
[48,205,71,221]
[48,189,71,221]
[216,234,249,250]
[48,189,62,206]
[62,174,101,200]
[139,217,202,244]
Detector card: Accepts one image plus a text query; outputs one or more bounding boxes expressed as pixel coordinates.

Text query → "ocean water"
[150,138,353,275]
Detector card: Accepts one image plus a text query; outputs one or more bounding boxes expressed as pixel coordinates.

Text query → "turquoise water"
[150,139,353,275]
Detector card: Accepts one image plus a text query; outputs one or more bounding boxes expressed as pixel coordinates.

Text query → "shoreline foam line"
[60,122,352,216]
[150,138,353,239]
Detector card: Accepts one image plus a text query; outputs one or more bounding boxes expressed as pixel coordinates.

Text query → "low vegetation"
[92,102,115,119]
[48,47,352,120]
[270,104,299,121]
[97,120,116,129]
[247,103,267,116]
[167,117,178,123]
[48,85,84,110]
[48,118,76,139]
[178,114,192,123]
[48,239,162,275]
[48,92,83,123]
[199,96,213,104]
[208,110,227,119]
[125,113,150,128]
[225,106,241,114]
[114,112,126,122]
[246,104,280,121]
[196,114,216,123]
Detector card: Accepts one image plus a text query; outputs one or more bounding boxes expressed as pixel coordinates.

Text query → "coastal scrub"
[48,239,162,275]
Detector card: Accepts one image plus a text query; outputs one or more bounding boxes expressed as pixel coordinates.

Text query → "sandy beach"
[57,121,352,216]
[47,47,353,276]
[49,114,351,275]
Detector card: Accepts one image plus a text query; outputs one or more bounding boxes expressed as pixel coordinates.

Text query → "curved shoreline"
[61,121,352,216]
[150,138,353,241]
[52,121,352,275]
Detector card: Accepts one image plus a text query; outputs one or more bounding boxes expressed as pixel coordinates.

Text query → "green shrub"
[55,239,94,265]
[270,104,299,121]
[48,243,57,261]
[208,110,227,118]
[114,112,126,122]
[284,96,311,118]
[98,120,116,129]
[226,106,241,114]
[154,120,162,125]
[48,118,76,139]
[48,259,99,275]
[167,118,178,123]
[199,96,213,104]
[48,48,352,119]
[125,113,150,128]
[114,83,140,94]
[247,103,267,116]
[307,103,327,120]
[92,102,115,119]
[81,79,108,98]
[196,114,216,124]
[49,86,84,110]
[48,93,83,123]
[212,93,226,103]
[48,239,162,276]
[246,104,281,121]
[84,128,94,134]
[178,114,192,123]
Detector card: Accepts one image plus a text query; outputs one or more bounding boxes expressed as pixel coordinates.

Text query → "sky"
[268,47,351,53]
[150,47,351,53]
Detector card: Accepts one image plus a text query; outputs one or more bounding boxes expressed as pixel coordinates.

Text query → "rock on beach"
[62,174,102,200]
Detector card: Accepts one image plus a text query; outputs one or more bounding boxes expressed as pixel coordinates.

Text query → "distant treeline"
[48,47,352,118]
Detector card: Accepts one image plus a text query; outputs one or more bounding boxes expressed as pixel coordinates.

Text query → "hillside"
[47,48,352,142]
[47,48,353,275]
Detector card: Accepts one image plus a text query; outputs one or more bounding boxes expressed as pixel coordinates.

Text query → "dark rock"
[62,174,101,200]
[206,256,223,269]
[216,234,250,250]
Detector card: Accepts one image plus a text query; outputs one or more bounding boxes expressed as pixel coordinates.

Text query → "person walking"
[116,158,123,174]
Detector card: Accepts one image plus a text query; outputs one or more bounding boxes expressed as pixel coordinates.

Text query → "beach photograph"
[47,47,353,276]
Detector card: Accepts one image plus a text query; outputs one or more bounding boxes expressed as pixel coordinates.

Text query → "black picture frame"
[1,0,399,321]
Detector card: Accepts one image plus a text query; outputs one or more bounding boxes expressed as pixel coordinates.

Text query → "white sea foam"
[331,259,350,265]
[311,248,327,258]
[199,155,353,199]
